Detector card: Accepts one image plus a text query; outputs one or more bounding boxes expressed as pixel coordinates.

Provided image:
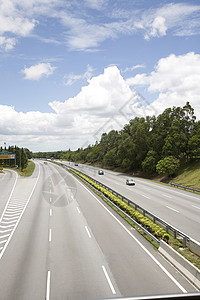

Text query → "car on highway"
[126,178,135,185]
[74,163,78,166]
[98,170,104,175]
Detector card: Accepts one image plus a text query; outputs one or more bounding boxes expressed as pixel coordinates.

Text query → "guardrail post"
[143,210,146,216]
[174,230,177,239]
[183,237,186,248]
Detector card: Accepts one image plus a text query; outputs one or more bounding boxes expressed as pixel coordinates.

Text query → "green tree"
[156,156,180,176]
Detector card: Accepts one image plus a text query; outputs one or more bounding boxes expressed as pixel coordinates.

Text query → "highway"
[68,162,200,243]
[0,160,199,299]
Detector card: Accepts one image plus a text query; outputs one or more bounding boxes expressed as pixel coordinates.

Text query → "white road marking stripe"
[0,224,14,229]
[46,271,51,300]
[166,206,179,213]
[0,163,41,261]
[3,216,19,221]
[0,234,10,239]
[142,194,151,199]
[102,265,116,294]
[49,229,52,242]
[50,209,52,217]
[85,226,91,238]
[1,220,16,225]
[192,205,200,210]
[76,178,187,293]
[0,229,12,233]
[4,212,21,217]
[0,240,7,245]
[77,207,81,214]
[162,194,172,198]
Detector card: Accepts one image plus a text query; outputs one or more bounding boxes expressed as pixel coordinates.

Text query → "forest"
[34,102,200,177]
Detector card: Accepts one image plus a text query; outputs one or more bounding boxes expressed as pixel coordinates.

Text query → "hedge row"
[71,169,170,243]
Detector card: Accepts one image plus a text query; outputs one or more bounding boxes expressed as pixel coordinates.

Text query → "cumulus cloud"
[127,52,200,117]
[0,66,136,150]
[22,62,56,80]
[1,57,200,151]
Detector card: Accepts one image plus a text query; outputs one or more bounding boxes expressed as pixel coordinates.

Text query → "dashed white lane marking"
[49,229,52,242]
[162,193,172,198]
[142,194,151,199]
[192,205,200,210]
[76,178,187,293]
[76,207,81,214]
[50,209,52,217]
[166,206,179,213]
[85,226,91,238]
[46,271,51,300]
[102,265,116,294]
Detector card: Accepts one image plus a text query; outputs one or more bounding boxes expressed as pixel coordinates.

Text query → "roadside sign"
[0,167,3,171]
[0,153,16,160]
[23,169,27,174]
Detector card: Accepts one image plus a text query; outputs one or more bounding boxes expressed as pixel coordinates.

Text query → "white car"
[126,178,135,186]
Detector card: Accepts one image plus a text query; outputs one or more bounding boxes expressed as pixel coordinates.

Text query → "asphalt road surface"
[67,162,200,243]
[0,161,199,300]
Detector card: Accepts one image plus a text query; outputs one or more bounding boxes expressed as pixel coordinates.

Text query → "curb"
[159,240,200,289]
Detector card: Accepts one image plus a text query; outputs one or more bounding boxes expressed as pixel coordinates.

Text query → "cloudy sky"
[0,0,200,152]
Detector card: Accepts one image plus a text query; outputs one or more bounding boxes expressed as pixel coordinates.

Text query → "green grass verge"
[17,161,35,176]
[173,160,200,190]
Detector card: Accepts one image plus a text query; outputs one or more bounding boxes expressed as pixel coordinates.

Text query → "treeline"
[0,145,29,170]
[61,102,200,176]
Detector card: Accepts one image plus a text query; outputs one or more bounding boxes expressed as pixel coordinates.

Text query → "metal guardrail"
[170,182,200,193]
[65,165,190,248]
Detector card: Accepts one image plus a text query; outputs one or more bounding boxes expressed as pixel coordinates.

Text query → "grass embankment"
[16,160,35,176]
[173,159,200,190]
[70,168,200,269]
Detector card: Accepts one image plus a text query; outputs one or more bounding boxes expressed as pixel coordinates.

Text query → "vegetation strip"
[70,168,170,244]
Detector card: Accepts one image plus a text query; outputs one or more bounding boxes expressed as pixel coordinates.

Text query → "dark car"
[126,178,135,185]
[74,163,78,166]
[98,170,104,175]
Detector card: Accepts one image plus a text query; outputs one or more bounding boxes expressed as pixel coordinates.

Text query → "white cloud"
[64,64,94,86]
[0,66,134,151]
[22,62,56,80]
[122,65,145,73]
[1,57,200,151]
[0,1,199,52]
[0,36,16,51]
[127,52,200,117]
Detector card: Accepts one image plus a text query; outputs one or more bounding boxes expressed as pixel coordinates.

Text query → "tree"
[156,156,180,177]
[142,150,159,173]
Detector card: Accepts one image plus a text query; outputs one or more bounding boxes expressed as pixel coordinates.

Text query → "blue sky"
[0,0,200,151]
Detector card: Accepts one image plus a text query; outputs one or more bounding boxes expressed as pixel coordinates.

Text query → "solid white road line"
[192,205,200,210]
[46,271,51,300]
[166,206,179,213]
[85,226,91,238]
[76,178,187,293]
[102,265,116,294]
